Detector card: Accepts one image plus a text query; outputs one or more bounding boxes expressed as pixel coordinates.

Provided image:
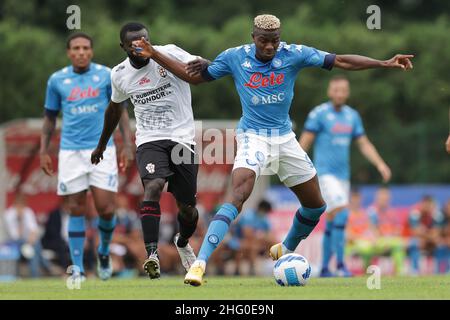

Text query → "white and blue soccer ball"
[273,253,311,286]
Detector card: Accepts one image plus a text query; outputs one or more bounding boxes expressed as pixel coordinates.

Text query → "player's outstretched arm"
[133,37,208,85]
[91,101,123,165]
[334,54,414,71]
[117,104,134,171]
[40,114,57,176]
[356,135,392,182]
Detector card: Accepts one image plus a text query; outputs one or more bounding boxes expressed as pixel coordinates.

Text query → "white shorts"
[233,132,317,187]
[318,174,350,212]
[57,146,118,195]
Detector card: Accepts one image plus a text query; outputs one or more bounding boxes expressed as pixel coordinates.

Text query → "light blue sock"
[321,220,334,271]
[332,208,349,268]
[98,216,116,256]
[283,205,327,251]
[198,203,238,263]
[68,216,86,273]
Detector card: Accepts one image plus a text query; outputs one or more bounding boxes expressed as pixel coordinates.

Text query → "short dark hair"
[329,74,349,83]
[422,195,434,202]
[257,200,272,212]
[120,22,147,43]
[66,32,93,49]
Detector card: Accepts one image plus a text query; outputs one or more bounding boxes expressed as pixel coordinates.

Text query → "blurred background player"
[134,13,413,286]
[91,22,209,279]
[300,75,392,277]
[40,32,134,280]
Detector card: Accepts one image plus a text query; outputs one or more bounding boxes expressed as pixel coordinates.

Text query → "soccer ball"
[273,253,311,286]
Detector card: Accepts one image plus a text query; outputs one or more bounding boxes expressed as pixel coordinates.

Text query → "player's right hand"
[40,153,53,176]
[91,147,105,165]
[186,58,210,77]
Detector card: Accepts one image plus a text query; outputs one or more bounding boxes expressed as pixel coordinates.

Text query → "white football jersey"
[111,45,196,147]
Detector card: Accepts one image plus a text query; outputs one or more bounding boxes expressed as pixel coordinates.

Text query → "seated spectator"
[347,187,405,275]
[440,199,450,273]
[108,194,146,276]
[366,187,406,275]
[4,193,51,278]
[233,200,275,276]
[41,197,71,272]
[346,188,377,271]
[408,195,446,274]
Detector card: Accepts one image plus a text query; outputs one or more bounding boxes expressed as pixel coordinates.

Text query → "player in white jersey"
[91,22,209,279]
[40,32,134,280]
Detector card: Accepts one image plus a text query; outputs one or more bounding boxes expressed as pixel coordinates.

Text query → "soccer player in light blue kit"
[300,75,391,277]
[40,33,133,280]
[133,14,413,285]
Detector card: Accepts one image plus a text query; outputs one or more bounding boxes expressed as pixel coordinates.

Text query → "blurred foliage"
[0,0,449,183]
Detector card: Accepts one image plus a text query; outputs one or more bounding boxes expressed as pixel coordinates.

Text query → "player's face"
[121,29,149,65]
[252,28,280,61]
[67,37,93,70]
[375,189,391,208]
[328,79,350,107]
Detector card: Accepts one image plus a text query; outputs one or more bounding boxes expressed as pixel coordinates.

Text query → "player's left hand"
[384,54,414,70]
[377,163,392,183]
[119,144,135,172]
[132,37,154,59]
[91,146,105,165]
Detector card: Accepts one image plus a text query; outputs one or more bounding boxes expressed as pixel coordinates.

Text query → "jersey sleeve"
[44,75,61,113]
[110,72,129,103]
[160,44,197,64]
[303,108,322,133]
[293,45,335,71]
[203,49,233,81]
[352,111,366,139]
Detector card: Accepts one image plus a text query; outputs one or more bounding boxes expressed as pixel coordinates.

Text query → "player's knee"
[96,203,115,218]
[178,202,198,222]
[143,178,165,201]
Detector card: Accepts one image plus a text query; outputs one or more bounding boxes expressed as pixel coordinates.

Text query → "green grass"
[0,275,449,300]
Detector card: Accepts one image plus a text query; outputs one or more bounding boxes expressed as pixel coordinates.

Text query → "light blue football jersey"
[44,63,114,150]
[204,42,335,136]
[304,102,365,180]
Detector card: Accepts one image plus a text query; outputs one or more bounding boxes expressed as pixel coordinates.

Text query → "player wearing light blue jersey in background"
[300,75,391,277]
[133,14,413,286]
[40,32,134,281]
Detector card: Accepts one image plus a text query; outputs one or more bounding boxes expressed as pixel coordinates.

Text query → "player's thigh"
[57,150,90,196]
[88,146,119,193]
[277,137,317,190]
[318,175,349,212]
[168,152,198,207]
[90,186,116,216]
[233,133,270,183]
[136,141,174,182]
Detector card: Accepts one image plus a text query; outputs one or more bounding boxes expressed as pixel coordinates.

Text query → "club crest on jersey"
[244,72,285,89]
[146,163,155,174]
[158,66,167,78]
[92,75,100,82]
[138,77,151,85]
[272,58,282,68]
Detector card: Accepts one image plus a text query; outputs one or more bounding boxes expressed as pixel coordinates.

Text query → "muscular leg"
[91,186,116,256]
[197,168,256,263]
[282,175,327,252]
[66,191,88,273]
[140,178,166,256]
[175,201,199,248]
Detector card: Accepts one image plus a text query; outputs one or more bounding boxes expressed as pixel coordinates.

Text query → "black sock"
[139,201,161,256]
[177,207,199,247]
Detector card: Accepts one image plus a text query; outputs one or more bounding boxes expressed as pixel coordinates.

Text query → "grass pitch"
[0,275,449,300]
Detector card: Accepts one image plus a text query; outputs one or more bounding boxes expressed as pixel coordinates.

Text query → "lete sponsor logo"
[244,72,284,89]
[67,86,100,101]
